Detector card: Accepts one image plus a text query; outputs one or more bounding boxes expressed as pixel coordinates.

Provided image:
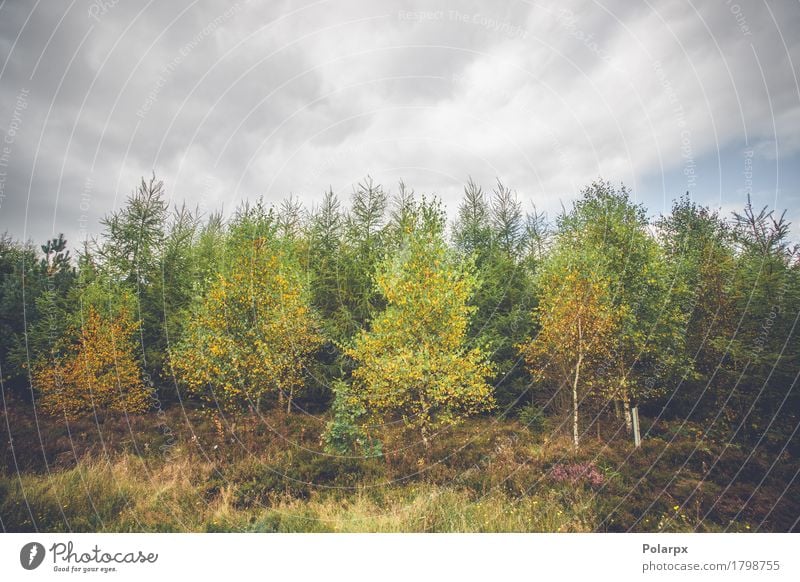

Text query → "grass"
[0,455,599,532]
[1,403,798,532]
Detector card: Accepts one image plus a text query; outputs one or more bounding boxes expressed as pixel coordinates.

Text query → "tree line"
[1,176,797,451]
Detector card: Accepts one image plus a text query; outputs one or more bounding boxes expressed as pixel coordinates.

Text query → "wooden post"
[632,406,641,449]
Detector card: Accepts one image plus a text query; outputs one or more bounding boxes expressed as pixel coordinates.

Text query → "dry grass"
[1,405,797,532]
[0,454,599,532]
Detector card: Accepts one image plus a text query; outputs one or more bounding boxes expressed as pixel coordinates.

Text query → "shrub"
[549,462,605,488]
[518,403,547,434]
[322,380,382,457]
[33,307,151,419]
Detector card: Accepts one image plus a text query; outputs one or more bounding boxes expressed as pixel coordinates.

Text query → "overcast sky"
[1,0,799,246]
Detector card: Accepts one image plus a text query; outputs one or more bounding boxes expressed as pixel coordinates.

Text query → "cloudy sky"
[1,0,799,246]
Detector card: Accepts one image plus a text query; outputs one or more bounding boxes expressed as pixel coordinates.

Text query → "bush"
[518,403,547,434]
[34,307,152,419]
[549,462,605,488]
[322,380,382,457]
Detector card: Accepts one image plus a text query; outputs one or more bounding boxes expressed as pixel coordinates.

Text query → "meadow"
[2,404,797,532]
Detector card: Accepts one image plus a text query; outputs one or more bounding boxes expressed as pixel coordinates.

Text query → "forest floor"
[1,400,798,532]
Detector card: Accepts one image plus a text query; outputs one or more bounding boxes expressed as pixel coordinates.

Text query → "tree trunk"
[622,392,632,435]
[572,351,583,449]
[287,386,293,414]
[614,399,621,420]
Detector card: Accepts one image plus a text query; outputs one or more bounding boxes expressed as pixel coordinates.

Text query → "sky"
[1,0,799,247]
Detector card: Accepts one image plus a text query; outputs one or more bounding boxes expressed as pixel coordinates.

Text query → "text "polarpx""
[643,544,688,556]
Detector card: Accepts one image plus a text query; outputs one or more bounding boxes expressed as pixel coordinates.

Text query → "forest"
[1,176,798,532]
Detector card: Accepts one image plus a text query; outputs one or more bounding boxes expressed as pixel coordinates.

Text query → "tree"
[150,203,200,379]
[191,211,226,297]
[98,174,168,287]
[96,175,169,379]
[277,195,305,240]
[306,188,347,343]
[2,234,76,399]
[32,305,150,419]
[347,210,495,446]
[452,179,538,409]
[657,195,800,447]
[521,246,618,448]
[169,220,323,412]
[338,177,389,338]
[453,178,492,256]
[655,197,737,421]
[490,179,524,256]
[725,198,799,444]
[558,181,687,432]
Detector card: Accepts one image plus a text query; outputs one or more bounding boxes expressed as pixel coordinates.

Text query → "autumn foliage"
[169,236,323,411]
[1,176,795,462]
[520,250,618,447]
[33,306,151,419]
[347,222,495,445]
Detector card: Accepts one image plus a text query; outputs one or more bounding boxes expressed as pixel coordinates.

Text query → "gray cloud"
[1,0,799,246]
